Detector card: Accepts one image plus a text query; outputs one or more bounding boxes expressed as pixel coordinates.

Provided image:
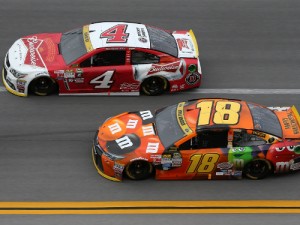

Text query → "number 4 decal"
[90,71,114,88]
[100,24,129,43]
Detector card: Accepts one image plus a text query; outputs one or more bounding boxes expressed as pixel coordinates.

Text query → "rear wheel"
[29,77,57,96]
[243,159,272,180]
[125,160,153,180]
[141,77,167,96]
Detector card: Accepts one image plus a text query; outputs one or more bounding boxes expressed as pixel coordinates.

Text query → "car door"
[130,49,160,81]
[173,129,231,180]
[65,49,136,94]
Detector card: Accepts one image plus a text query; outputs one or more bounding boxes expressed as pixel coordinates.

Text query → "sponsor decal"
[76,68,84,78]
[172,157,182,167]
[136,27,148,43]
[268,106,290,111]
[288,112,299,134]
[161,154,172,170]
[276,161,290,172]
[120,82,139,90]
[17,43,24,62]
[150,154,161,165]
[130,157,148,162]
[74,78,84,83]
[176,38,190,51]
[106,134,141,155]
[17,80,26,93]
[252,130,266,138]
[217,162,233,170]
[113,162,125,177]
[139,110,153,120]
[147,61,180,75]
[83,25,94,52]
[23,36,44,67]
[138,37,147,43]
[146,142,159,153]
[185,72,200,85]
[35,72,49,78]
[282,112,299,134]
[64,70,75,78]
[290,162,300,170]
[176,102,193,135]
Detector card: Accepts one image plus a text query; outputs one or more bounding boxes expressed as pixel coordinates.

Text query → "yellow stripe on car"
[189,29,199,58]
[176,102,193,135]
[92,147,120,182]
[83,25,94,52]
[291,105,300,127]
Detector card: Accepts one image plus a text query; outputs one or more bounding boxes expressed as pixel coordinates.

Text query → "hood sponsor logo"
[23,36,44,67]
[147,61,180,75]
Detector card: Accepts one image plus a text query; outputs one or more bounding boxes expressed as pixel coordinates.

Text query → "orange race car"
[92,98,300,181]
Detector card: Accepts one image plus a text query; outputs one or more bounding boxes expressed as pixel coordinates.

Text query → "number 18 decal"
[187,153,220,173]
[197,100,241,126]
[90,71,114,88]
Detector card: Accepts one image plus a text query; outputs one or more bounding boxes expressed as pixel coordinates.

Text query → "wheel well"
[140,76,169,92]
[123,160,155,179]
[28,76,58,95]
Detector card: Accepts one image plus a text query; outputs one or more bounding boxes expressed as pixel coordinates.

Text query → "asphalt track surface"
[1,0,300,224]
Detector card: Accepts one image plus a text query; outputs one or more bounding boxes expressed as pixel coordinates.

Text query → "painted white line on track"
[189,88,300,94]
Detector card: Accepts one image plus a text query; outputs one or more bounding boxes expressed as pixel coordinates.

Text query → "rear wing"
[291,105,300,128]
[172,29,199,58]
[272,105,300,139]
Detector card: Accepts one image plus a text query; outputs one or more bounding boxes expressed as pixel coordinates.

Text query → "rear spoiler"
[188,30,199,57]
[291,105,300,127]
[271,105,300,139]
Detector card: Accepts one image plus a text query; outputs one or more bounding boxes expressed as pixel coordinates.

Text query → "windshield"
[60,28,87,64]
[155,105,185,148]
[247,103,282,137]
[146,25,178,57]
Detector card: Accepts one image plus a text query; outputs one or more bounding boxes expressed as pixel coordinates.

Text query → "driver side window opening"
[80,50,126,67]
[233,129,267,147]
[178,129,229,150]
[131,50,160,65]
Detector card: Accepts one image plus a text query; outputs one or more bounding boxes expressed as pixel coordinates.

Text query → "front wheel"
[29,77,57,96]
[141,77,167,96]
[125,160,153,180]
[243,159,272,180]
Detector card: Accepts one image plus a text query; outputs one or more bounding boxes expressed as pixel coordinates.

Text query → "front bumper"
[2,58,27,97]
[92,145,121,182]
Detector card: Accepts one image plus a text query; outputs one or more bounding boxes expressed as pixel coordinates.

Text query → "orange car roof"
[175,98,283,138]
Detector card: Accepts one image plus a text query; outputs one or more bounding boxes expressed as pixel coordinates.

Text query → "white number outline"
[90,71,114,89]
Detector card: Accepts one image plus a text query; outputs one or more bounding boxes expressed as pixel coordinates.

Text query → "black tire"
[29,77,57,96]
[125,160,153,180]
[243,159,272,180]
[141,77,167,96]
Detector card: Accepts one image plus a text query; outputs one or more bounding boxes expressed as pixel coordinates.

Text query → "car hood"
[97,111,165,157]
[8,33,64,72]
